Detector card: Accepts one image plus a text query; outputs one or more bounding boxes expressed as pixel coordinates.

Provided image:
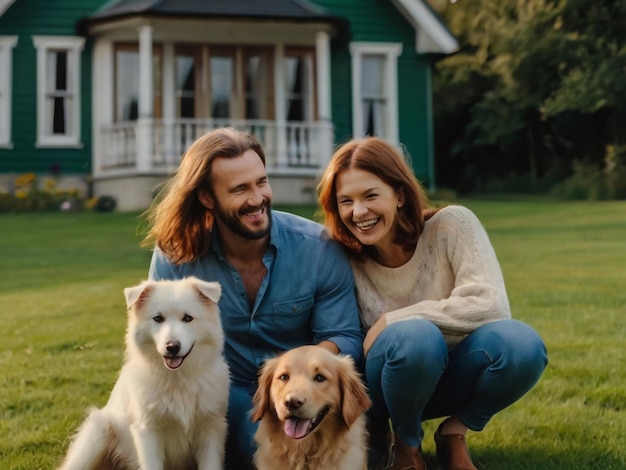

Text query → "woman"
[317,137,547,470]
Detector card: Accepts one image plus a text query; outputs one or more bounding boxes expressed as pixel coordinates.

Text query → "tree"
[432,0,626,193]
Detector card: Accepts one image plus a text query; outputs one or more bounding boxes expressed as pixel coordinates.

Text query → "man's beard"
[214,199,272,240]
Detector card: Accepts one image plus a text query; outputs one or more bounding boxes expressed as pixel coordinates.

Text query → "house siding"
[0,0,102,176]
[0,0,444,198]
[312,0,435,185]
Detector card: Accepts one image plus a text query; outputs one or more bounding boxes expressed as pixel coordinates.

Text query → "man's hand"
[317,340,340,355]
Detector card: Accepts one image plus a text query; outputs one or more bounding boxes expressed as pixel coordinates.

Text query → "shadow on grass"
[420,447,625,470]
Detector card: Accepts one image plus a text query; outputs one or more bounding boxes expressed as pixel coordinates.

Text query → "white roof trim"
[0,0,16,17]
[392,0,458,54]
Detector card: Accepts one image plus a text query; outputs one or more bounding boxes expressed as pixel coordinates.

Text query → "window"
[32,36,85,147]
[0,36,17,147]
[210,52,234,119]
[244,50,271,119]
[350,42,402,144]
[285,56,310,121]
[114,44,162,121]
[171,45,273,120]
[175,50,196,118]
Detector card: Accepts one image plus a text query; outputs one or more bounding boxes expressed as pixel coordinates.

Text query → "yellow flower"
[15,172,36,188]
[44,178,57,191]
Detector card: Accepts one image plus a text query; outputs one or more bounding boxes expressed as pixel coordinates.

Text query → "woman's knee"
[475,319,548,380]
[371,319,448,372]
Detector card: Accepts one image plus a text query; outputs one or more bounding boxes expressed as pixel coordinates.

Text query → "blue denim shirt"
[148,210,364,386]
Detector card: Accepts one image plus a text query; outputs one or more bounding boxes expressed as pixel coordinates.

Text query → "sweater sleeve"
[385,206,511,338]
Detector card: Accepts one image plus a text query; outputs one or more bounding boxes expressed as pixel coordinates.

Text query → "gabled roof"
[87,0,339,23]
[392,0,458,54]
[0,0,16,17]
[80,0,455,55]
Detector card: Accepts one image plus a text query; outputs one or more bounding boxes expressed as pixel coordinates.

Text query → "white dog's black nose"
[166,341,181,355]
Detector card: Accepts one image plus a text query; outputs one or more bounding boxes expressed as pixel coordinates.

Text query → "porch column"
[91,40,113,178]
[274,44,288,168]
[162,42,176,165]
[137,25,153,172]
[315,31,334,170]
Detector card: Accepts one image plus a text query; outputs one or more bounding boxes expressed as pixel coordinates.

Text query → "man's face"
[199,149,273,240]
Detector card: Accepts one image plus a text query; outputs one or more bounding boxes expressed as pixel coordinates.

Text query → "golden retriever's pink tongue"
[164,356,183,369]
[284,417,312,439]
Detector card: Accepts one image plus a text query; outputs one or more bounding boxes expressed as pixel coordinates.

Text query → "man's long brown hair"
[141,127,266,264]
[317,137,438,255]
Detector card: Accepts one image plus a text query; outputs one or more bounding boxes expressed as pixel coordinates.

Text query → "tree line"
[432,0,626,198]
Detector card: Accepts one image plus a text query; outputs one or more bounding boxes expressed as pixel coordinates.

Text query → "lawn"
[1,200,625,469]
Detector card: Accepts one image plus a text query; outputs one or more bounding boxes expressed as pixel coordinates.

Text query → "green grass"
[1,200,625,469]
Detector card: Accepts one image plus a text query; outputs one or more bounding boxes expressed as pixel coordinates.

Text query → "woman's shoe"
[433,422,478,470]
[387,433,428,470]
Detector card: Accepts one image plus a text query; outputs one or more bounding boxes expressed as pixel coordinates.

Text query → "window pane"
[364,100,385,137]
[53,96,66,134]
[176,54,195,118]
[116,51,139,121]
[210,56,232,118]
[46,50,70,135]
[246,55,262,119]
[361,54,384,97]
[114,47,163,121]
[361,54,386,136]
[285,56,306,121]
[55,51,67,91]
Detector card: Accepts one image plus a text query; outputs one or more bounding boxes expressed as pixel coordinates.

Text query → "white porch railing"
[98,119,333,174]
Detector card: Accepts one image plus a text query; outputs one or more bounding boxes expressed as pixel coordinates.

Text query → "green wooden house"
[0,0,457,211]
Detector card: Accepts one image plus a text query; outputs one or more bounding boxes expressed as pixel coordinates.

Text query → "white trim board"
[392,0,458,54]
[0,0,17,17]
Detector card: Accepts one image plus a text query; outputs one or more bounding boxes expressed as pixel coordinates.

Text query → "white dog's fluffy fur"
[252,345,371,470]
[58,277,230,470]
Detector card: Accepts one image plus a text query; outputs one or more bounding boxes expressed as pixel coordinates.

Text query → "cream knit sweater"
[351,205,511,347]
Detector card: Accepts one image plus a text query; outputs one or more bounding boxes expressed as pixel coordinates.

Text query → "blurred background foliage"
[430,0,626,199]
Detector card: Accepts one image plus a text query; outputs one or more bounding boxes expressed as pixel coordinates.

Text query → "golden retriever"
[251,345,371,470]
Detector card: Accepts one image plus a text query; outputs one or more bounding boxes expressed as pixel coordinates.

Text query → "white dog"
[59,277,230,470]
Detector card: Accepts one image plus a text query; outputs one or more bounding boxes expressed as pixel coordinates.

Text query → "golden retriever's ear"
[123,281,153,310]
[337,356,372,428]
[251,357,277,422]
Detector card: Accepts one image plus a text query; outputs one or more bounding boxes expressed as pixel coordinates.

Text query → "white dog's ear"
[192,279,222,304]
[123,280,153,309]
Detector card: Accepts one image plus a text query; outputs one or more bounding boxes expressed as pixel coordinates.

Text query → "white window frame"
[32,36,85,147]
[350,42,402,145]
[0,36,18,148]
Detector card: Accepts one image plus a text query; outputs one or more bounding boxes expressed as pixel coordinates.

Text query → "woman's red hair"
[317,137,435,254]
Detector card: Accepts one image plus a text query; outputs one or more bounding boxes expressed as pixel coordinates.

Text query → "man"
[143,127,364,469]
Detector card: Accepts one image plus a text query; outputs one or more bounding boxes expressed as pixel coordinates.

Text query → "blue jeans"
[224,384,258,469]
[365,319,548,449]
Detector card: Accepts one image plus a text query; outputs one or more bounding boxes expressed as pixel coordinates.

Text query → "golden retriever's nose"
[166,341,181,355]
[285,396,304,412]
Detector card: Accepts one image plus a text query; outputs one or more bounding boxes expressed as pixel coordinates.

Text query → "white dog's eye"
[152,314,164,323]
[278,374,289,381]
[314,374,326,383]
[182,314,193,323]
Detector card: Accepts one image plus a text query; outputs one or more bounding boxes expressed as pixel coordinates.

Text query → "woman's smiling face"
[335,168,402,249]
